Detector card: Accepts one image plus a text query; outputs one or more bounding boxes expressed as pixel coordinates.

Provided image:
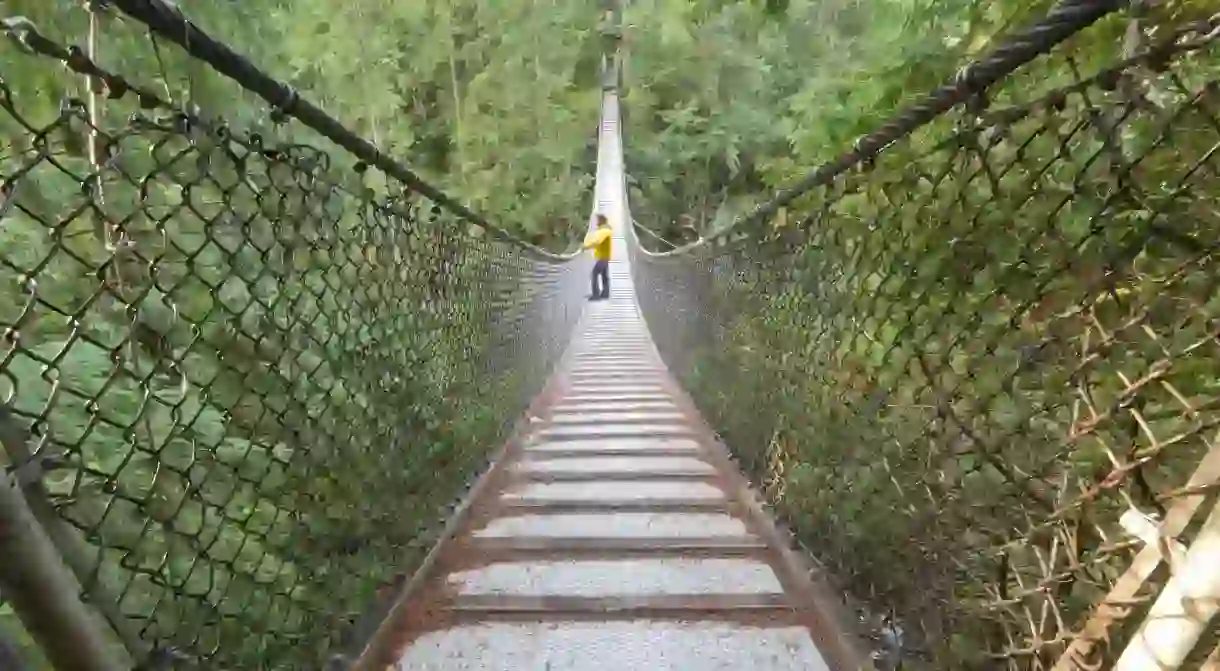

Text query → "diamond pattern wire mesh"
[631,14,1220,671]
[0,16,586,670]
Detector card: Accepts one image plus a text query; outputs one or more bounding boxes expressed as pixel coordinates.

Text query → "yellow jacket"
[583,227,612,261]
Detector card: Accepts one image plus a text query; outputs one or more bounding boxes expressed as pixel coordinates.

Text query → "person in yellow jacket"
[583,214,613,300]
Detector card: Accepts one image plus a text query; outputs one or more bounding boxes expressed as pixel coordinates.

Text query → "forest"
[626,0,1220,667]
[2,0,1091,249]
[2,0,1219,669]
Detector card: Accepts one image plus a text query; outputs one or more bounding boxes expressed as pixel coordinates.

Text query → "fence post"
[0,471,124,671]
[0,406,145,666]
[1052,436,1220,670]
[1113,496,1220,671]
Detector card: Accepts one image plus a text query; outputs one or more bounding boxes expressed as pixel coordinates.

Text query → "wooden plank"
[500,500,732,515]
[458,536,769,560]
[524,446,701,459]
[1053,440,1220,671]
[516,470,714,483]
[450,593,793,616]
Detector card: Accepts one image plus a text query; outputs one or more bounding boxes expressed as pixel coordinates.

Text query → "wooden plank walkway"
[352,300,866,670]
[349,92,867,671]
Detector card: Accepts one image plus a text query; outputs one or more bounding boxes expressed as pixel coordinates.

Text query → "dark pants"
[591,259,610,299]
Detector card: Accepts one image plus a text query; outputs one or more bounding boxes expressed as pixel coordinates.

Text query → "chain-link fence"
[0,4,586,669]
[631,4,1220,670]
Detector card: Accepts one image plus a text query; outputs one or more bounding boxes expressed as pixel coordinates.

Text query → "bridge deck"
[351,92,861,671]
[368,290,859,669]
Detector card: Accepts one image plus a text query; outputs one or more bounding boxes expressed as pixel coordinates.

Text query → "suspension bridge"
[1,1,1219,670]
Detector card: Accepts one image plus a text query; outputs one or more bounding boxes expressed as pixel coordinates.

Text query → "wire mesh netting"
[630,10,1220,671]
[0,10,586,669]
[6,0,1220,670]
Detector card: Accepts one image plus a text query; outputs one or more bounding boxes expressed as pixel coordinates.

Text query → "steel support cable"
[104,0,580,261]
[635,0,1127,259]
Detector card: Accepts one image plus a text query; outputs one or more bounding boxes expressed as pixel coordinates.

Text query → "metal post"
[0,405,143,665]
[0,472,124,671]
[1114,496,1220,671]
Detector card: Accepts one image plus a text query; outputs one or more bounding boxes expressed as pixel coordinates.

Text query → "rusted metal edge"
[570,339,655,343]
[550,399,678,407]
[534,434,697,444]
[548,386,674,396]
[457,535,768,557]
[655,374,878,671]
[445,610,805,627]
[496,499,734,514]
[544,414,688,425]
[561,380,668,392]
[514,470,715,483]
[346,370,571,671]
[566,362,663,368]
[522,446,701,459]
[525,435,699,446]
[554,393,675,403]
[569,348,658,353]
[565,369,666,376]
[450,593,793,615]
[568,352,658,358]
[547,404,682,415]
[564,379,669,387]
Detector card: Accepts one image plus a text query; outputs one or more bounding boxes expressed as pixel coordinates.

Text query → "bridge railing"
[629,3,1220,669]
[0,2,587,668]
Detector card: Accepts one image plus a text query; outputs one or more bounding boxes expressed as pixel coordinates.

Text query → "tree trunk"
[446,6,466,182]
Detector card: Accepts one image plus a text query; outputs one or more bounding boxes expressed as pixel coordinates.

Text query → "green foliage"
[619,0,1215,242]
[632,7,1220,669]
[5,0,603,247]
[0,2,587,667]
[3,0,1217,668]
[620,0,980,238]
